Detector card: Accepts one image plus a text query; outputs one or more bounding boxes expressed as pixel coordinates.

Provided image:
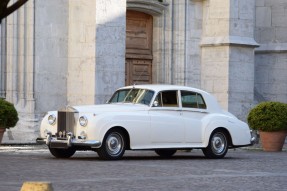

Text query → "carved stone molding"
[127,0,169,16]
[201,36,259,48]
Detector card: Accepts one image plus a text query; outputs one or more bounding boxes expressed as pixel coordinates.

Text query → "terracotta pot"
[259,131,287,152]
[0,128,6,144]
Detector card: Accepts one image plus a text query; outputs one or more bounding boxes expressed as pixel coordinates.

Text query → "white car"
[37,85,255,160]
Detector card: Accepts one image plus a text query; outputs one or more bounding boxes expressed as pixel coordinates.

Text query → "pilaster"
[254,0,287,104]
[67,0,97,105]
[201,0,258,120]
[34,0,68,113]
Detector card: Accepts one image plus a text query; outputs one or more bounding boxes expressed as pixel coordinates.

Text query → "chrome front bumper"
[36,133,101,149]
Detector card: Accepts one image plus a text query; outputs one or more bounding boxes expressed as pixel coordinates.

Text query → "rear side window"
[181,91,206,109]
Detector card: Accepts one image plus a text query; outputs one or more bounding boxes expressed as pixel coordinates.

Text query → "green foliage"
[247,102,287,132]
[0,98,19,129]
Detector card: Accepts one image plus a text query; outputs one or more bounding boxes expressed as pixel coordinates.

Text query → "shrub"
[0,98,19,129]
[247,102,287,132]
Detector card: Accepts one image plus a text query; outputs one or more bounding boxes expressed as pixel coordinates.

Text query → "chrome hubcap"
[106,132,123,156]
[211,133,226,155]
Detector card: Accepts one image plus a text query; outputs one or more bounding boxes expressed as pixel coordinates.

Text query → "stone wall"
[94,0,126,104]
[2,0,286,143]
[67,0,126,106]
[254,0,287,103]
[34,0,69,113]
[1,0,126,143]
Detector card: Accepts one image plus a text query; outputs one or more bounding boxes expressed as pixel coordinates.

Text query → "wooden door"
[126,11,153,85]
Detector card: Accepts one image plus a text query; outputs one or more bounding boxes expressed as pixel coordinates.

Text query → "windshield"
[108,88,155,106]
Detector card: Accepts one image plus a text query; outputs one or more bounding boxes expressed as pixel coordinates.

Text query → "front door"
[149,90,185,145]
[126,11,153,85]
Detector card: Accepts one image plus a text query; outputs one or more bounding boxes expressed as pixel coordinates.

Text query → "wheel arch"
[210,127,233,148]
[104,126,131,150]
[202,127,231,159]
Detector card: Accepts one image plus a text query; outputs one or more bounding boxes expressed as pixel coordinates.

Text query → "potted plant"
[247,101,287,151]
[0,98,19,143]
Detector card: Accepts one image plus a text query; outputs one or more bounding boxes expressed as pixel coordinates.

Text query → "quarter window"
[181,91,206,109]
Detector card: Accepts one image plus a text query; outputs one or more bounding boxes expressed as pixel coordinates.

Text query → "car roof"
[119,84,210,95]
[117,84,224,113]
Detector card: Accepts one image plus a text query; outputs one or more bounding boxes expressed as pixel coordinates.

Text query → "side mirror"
[153,101,159,107]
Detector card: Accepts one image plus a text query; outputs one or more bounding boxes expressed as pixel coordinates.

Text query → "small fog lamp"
[79,131,87,139]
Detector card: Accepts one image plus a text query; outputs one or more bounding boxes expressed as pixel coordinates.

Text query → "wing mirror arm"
[153,101,159,107]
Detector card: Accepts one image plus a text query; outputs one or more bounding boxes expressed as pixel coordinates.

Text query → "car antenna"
[133,65,148,86]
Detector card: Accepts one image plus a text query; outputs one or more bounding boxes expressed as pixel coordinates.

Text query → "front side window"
[109,89,130,103]
[181,91,206,109]
[108,88,154,106]
[154,90,178,107]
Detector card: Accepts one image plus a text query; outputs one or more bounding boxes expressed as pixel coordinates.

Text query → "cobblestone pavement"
[0,145,286,191]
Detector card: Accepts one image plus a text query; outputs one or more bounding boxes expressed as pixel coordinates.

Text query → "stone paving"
[0,145,287,191]
[0,144,286,191]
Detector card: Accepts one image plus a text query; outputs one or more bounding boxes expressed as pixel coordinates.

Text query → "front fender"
[91,112,151,149]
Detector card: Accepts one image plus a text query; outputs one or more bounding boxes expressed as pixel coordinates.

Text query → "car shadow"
[46,153,237,161]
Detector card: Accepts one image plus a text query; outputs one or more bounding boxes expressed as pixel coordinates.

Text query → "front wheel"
[202,131,228,159]
[97,129,126,160]
[155,149,177,158]
[49,147,76,158]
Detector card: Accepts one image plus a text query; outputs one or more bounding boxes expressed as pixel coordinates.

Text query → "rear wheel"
[202,131,228,159]
[97,129,126,160]
[49,147,76,158]
[155,149,177,158]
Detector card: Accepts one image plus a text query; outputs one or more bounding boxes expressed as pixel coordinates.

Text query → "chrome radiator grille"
[57,111,76,138]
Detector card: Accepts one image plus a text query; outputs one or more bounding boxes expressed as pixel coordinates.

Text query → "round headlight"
[79,116,88,127]
[48,114,56,125]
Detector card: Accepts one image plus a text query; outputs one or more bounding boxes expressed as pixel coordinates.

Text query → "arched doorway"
[125,10,153,85]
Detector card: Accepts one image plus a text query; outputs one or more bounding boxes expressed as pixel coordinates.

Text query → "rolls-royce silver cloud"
[37,85,255,160]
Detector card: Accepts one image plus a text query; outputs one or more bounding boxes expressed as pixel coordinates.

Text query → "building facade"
[0,0,286,143]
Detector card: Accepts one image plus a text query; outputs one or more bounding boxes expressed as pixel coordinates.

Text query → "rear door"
[180,90,208,144]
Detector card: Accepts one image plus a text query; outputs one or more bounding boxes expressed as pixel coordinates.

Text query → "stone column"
[0,20,6,98]
[3,0,37,143]
[156,0,187,85]
[153,0,203,88]
[201,0,258,120]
